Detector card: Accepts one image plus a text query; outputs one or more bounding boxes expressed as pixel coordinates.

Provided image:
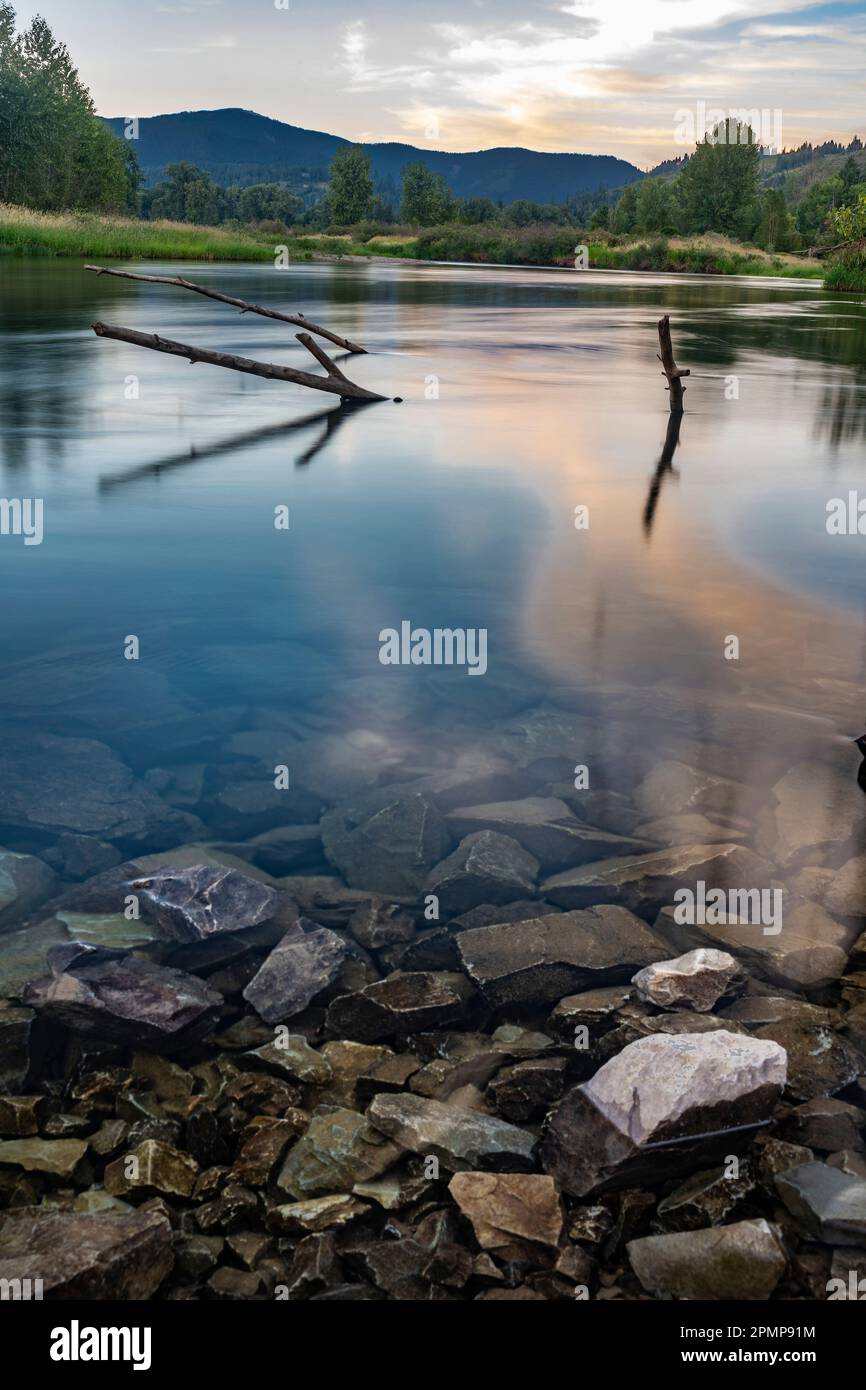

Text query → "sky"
[13,0,866,166]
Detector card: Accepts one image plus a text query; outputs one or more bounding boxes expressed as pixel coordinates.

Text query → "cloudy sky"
[14,0,866,166]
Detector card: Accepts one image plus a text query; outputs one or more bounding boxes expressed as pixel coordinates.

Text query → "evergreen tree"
[611,183,638,233]
[677,120,760,235]
[400,161,455,224]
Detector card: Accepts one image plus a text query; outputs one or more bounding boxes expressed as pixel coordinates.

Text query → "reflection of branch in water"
[643,411,683,537]
[98,398,374,492]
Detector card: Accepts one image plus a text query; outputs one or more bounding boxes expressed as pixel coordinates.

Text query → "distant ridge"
[102,108,644,203]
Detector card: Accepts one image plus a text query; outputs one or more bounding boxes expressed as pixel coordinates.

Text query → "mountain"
[102,108,644,204]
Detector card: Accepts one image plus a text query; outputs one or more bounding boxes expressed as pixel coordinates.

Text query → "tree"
[400,161,455,224]
[611,183,638,233]
[589,205,610,230]
[755,189,797,252]
[677,120,761,235]
[326,145,373,225]
[456,196,497,223]
[0,5,135,211]
[635,177,673,233]
[796,175,843,242]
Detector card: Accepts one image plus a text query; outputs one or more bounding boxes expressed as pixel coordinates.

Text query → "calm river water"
[1,256,865,889]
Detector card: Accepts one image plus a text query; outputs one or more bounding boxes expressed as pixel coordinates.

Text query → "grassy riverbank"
[0,205,274,260]
[0,204,826,281]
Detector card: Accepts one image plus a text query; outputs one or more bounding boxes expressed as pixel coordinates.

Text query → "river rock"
[632,948,741,1012]
[541,1031,786,1196]
[244,1037,332,1086]
[635,813,746,846]
[321,789,451,896]
[448,1172,563,1252]
[324,971,474,1042]
[347,898,415,950]
[543,843,771,916]
[276,1107,401,1199]
[754,1018,865,1102]
[455,906,667,1008]
[758,760,866,868]
[0,1206,173,1298]
[0,1136,87,1177]
[445,797,647,871]
[23,950,222,1050]
[633,761,748,821]
[43,834,122,882]
[775,1162,866,1244]
[367,1093,536,1172]
[243,919,347,1024]
[0,733,191,850]
[825,854,866,918]
[425,832,539,915]
[131,864,278,942]
[104,1139,198,1199]
[628,1219,786,1299]
[783,1098,865,1153]
[0,851,56,929]
[653,898,855,990]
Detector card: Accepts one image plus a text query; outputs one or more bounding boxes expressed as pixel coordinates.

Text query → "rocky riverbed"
[2,693,866,1302]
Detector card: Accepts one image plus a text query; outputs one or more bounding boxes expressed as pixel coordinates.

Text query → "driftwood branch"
[91,322,387,401]
[657,314,689,413]
[84,264,368,354]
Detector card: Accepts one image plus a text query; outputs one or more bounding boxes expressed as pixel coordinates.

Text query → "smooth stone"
[632,948,740,1013]
[56,911,159,951]
[448,1172,563,1251]
[325,971,474,1042]
[825,855,866,918]
[131,864,278,942]
[456,906,667,1008]
[628,1219,786,1299]
[541,1031,786,1197]
[0,1206,173,1298]
[43,834,122,882]
[425,831,539,916]
[0,851,56,929]
[776,1162,866,1244]
[543,843,771,916]
[243,919,347,1024]
[367,1093,535,1172]
[321,790,452,896]
[0,919,68,1000]
[24,952,222,1051]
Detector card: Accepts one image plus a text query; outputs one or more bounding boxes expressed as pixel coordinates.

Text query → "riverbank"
[0,205,826,282]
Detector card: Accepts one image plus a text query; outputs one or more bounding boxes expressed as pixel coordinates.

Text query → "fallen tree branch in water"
[91,321,388,401]
[84,264,368,354]
[657,314,689,413]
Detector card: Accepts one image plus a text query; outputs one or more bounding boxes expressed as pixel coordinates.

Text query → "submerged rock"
[243,920,347,1024]
[426,831,539,915]
[632,948,741,1013]
[455,906,667,1008]
[367,1093,536,1172]
[543,843,771,916]
[758,760,866,869]
[23,949,222,1050]
[321,789,451,896]
[0,1206,173,1298]
[628,1219,786,1300]
[0,850,56,929]
[633,761,747,822]
[0,733,190,850]
[325,971,474,1042]
[445,797,647,871]
[131,865,278,942]
[541,1031,786,1196]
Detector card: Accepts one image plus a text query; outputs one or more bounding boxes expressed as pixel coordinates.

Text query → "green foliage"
[634,177,675,233]
[0,204,274,259]
[0,4,136,211]
[611,183,638,233]
[400,161,456,224]
[326,145,374,225]
[755,189,799,252]
[796,176,843,242]
[677,121,761,235]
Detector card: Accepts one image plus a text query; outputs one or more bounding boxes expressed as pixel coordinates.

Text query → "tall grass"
[0,205,274,260]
